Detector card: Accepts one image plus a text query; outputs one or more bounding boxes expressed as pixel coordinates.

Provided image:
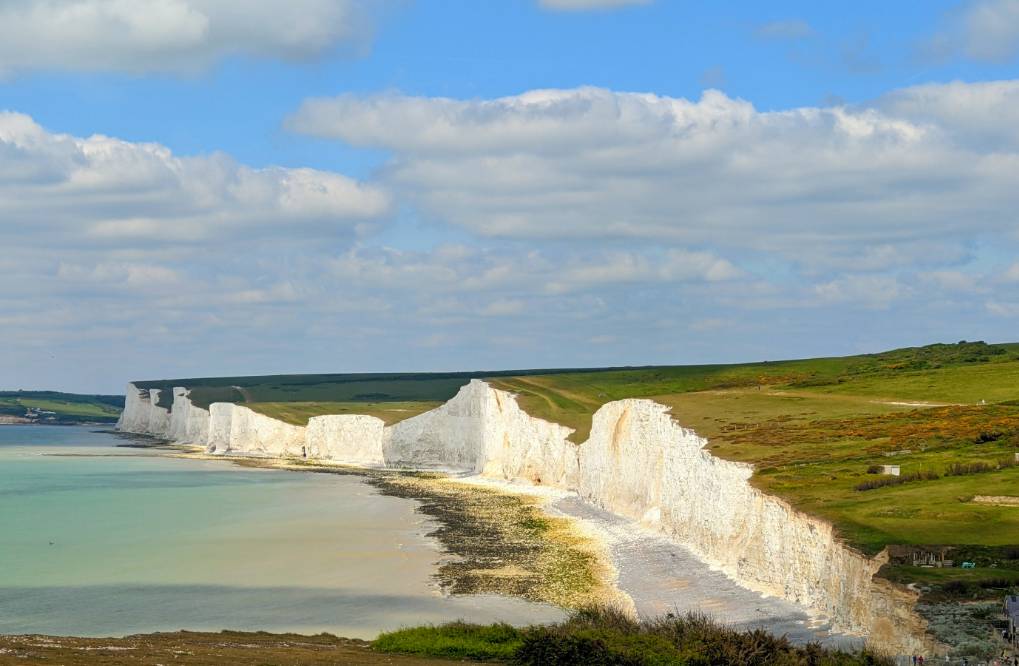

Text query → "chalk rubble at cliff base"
[117,379,936,655]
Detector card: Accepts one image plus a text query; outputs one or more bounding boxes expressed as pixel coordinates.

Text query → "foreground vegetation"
[0,610,896,665]
[374,606,894,665]
[0,390,123,423]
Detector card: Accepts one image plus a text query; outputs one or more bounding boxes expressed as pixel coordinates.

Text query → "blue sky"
[5,0,1009,170]
[1,0,1019,393]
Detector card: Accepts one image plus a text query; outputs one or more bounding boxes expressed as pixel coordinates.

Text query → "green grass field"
[0,391,124,423]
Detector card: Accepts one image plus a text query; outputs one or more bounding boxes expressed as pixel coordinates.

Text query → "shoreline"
[164,442,859,649]
[449,475,861,649]
[12,426,872,654]
[122,436,624,613]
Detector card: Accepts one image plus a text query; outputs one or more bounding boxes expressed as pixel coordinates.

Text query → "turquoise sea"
[0,425,563,637]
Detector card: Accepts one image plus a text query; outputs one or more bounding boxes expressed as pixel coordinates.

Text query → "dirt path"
[0,631,484,665]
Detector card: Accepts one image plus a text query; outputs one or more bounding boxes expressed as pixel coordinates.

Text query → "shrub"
[376,608,895,665]
[514,607,892,665]
[866,465,883,474]
[944,457,1017,476]
[373,621,523,661]
[854,471,940,491]
[945,462,994,476]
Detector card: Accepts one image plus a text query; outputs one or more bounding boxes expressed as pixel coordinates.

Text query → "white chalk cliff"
[116,379,933,654]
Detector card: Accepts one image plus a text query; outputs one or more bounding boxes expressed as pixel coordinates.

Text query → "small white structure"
[881,465,901,476]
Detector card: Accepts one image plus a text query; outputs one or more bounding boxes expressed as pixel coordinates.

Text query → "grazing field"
[0,391,124,423]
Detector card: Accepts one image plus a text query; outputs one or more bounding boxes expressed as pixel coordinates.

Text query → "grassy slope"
[0,391,123,423]
[488,342,1019,561]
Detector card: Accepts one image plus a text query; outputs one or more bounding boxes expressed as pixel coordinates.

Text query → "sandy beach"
[454,475,862,649]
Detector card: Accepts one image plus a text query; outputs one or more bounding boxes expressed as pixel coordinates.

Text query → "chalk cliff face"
[206,402,234,454]
[117,378,931,654]
[147,390,171,438]
[384,381,579,487]
[579,400,892,642]
[168,387,211,443]
[306,415,386,466]
[117,383,171,438]
[201,403,305,457]
[116,383,149,433]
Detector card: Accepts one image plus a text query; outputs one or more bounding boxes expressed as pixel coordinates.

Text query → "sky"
[2,0,1019,394]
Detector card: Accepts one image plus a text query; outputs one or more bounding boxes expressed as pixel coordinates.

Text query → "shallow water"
[0,425,564,637]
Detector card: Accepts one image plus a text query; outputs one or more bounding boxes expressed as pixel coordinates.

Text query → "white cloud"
[290,82,1019,262]
[545,249,740,294]
[480,299,526,317]
[961,0,1019,61]
[986,300,1019,317]
[0,112,390,244]
[926,0,1019,63]
[56,261,183,289]
[538,0,651,11]
[919,270,983,293]
[812,275,913,309]
[878,79,1019,149]
[0,0,371,76]
[328,245,739,297]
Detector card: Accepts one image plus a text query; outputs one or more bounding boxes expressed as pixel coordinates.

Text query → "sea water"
[0,425,564,637]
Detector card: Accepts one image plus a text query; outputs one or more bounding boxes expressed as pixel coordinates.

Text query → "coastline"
[160,440,860,649]
[112,379,944,655]
[179,448,625,612]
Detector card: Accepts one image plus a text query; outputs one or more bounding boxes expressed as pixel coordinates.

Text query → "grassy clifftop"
[0,390,123,423]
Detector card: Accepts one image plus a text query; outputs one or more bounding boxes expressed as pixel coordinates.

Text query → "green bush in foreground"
[374,607,894,665]
[373,621,523,661]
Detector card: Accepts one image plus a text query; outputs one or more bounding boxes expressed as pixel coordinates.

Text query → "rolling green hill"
[0,391,124,424]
